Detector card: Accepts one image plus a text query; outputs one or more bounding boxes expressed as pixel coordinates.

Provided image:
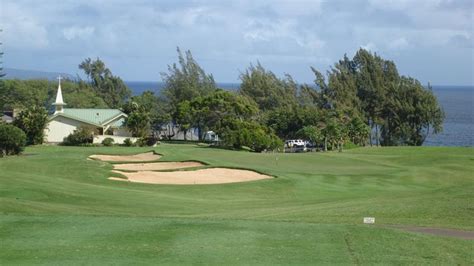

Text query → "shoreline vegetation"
[1,48,446,154]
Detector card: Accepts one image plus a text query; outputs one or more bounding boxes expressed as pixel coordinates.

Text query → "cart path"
[389,226,474,240]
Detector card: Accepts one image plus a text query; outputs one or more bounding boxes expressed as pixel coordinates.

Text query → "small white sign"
[363,217,375,224]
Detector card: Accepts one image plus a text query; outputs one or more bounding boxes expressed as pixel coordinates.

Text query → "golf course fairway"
[1,144,473,264]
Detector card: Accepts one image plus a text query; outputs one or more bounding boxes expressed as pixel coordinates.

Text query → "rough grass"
[0,144,473,264]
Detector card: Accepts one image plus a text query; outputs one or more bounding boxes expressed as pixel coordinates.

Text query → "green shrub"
[136,138,146,147]
[136,135,158,147]
[13,106,48,145]
[219,119,283,152]
[62,126,96,146]
[123,138,134,147]
[101,137,115,146]
[343,141,359,150]
[0,124,27,156]
[251,128,283,152]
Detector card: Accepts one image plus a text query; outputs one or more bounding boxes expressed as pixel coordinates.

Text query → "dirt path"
[113,161,204,171]
[390,226,474,240]
[89,152,161,162]
[109,168,272,185]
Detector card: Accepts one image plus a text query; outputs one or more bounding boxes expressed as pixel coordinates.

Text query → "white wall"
[44,116,90,143]
[45,115,133,143]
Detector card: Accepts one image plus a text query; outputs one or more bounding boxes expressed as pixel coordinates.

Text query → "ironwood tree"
[79,58,131,108]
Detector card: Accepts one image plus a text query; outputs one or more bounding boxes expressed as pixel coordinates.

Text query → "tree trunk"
[197,126,202,141]
[375,124,379,146]
[421,124,430,144]
[324,136,328,152]
[183,129,187,141]
[166,124,175,140]
[368,119,373,146]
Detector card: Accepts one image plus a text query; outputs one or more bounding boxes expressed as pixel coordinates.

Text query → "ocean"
[423,86,473,147]
[125,81,473,147]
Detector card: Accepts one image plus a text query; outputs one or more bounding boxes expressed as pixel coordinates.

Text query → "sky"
[1,0,473,85]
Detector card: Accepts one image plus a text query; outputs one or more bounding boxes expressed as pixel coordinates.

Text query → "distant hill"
[2,68,75,80]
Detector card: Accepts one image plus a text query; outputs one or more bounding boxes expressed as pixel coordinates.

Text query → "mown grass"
[0,144,473,264]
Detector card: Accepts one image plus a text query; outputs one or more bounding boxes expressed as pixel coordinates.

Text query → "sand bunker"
[89,152,161,162]
[113,161,204,171]
[109,168,271,185]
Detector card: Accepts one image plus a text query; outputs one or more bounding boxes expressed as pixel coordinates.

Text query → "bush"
[62,126,96,146]
[343,141,359,150]
[136,138,146,147]
[219,119,283,152]
[251,128,283,152]
[123,138,134,147]
[101,137,115,146]
[13,106,48,145]
[0,124,27,157]
[136,135,158,147]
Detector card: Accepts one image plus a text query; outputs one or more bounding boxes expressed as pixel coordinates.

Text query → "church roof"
[50,108,127,127]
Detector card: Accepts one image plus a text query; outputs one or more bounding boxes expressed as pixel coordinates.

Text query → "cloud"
[62,26,95,41]
[388,37,409,50]
[368,0,472,31]
[450,34,474,48]
[243,18,295,42]
[361,42,378,52]
[295,32,325,51]
[155,7,215,28]
[268,0,323,17]
[1,2,49,49]
[1,0,473,85]
[367,0,413,11]
[242,17,325,63]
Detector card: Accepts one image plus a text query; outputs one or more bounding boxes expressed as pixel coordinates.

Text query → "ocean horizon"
[125,81,474,95]
[125,81,240,95]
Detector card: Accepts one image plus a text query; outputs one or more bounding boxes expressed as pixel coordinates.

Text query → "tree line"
[142,47,443,151]
[0,47,444,153]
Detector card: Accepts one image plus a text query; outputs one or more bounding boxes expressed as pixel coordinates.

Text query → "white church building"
[44,78,134,144]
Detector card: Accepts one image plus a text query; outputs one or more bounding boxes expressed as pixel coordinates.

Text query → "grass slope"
[1,144,473,264]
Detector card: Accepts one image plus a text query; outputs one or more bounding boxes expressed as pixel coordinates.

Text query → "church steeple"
[52,76,66,114]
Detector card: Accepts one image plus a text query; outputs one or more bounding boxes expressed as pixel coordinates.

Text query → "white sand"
[109,168,271,185]
[89,152,161,162]
[113,161,204,171]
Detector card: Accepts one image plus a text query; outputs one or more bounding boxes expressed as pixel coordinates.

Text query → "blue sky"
[1,0,473,85]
